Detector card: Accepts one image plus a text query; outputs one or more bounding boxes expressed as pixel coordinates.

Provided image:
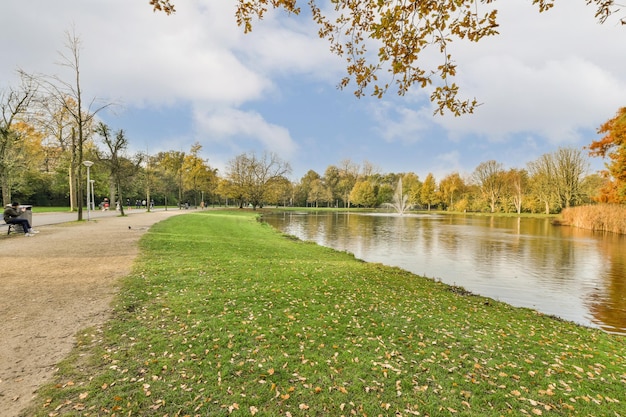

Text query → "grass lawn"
[26,210,624,416]
[30,206,74,213]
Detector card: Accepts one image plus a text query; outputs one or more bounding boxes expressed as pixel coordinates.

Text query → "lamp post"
[83,160,94,221]
[90,180,95,214]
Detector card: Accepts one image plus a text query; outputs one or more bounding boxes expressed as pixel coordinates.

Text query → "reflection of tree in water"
[585,233,626,334]
[522,219,579,282]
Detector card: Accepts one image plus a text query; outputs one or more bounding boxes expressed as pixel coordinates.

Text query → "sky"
[1,1,625,181]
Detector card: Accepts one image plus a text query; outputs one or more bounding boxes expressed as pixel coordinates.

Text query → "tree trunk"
[1,175,11,206]
[68,166,76,211]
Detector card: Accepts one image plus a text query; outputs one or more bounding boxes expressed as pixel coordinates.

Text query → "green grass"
[25,210,625,416]
[29,206,74,213]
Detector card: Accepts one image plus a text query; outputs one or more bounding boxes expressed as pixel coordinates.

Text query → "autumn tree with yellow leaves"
[149,0,622,116]
[0,73,38,206]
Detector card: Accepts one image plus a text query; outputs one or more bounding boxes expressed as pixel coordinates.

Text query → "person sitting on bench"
[3,202,39,237]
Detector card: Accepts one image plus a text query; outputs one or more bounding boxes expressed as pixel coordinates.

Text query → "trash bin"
[18,205,33,226]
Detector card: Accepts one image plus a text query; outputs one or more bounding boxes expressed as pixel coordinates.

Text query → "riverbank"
[23,210,624,416]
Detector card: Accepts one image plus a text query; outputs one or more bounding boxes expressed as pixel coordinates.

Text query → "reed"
[560,204,626,234]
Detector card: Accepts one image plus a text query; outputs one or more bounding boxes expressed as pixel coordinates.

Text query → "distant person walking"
[3,202,39,237]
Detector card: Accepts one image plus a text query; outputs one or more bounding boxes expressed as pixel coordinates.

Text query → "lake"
[262,211,626,335]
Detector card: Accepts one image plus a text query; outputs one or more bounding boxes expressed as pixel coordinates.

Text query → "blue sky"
[2,1,625,181]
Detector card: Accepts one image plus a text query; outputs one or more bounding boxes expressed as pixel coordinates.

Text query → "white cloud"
[2,0,625,180]
[423,0,626,146]
[234,10,343,81]
[369,101,431,143]
[1,1,336,106]
[194,107,297,157]
[426,151,465,181]
[441,56,625,143]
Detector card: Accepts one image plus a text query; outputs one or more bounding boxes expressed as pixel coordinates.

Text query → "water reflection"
[263,212,626,335]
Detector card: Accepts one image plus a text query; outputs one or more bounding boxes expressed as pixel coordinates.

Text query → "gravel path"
[0,210,185,416]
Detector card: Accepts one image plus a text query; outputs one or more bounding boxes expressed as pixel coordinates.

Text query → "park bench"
[1,222,21,235]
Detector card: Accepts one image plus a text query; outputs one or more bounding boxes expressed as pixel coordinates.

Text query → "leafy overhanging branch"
[149,0,622,116]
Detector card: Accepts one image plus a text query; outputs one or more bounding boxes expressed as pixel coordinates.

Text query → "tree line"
[1,63,623,214]
[0,102,616,215]
[2,29,624,215]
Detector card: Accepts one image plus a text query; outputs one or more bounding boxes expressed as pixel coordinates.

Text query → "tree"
[322,165,341,207]
[473,160,505,213]
[525,148,587,213]
[225,151,291,209]
[224,153,252,208]
[264,176,293,206]
[553,147,588,209]
[150,0,623,116]
[31,89,75,174]
[587,107,626,203]
[580,173,608,204]
[152,150,185,206]
[438,172,465,211]
[336,159,359,208]
[182,143,217,207]
[420,173,438,211]
[401,172,421,206]
[0,73,37,206]
[350,179,377,208]
[528,154,557,214]
[33,29,110,219]
[505,168,529,214]
[308,178,332,207]
[94,122,142,216]
[294,170,321,207]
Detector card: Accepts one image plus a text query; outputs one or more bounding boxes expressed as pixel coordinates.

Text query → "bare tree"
[94,122,143,217]
[527,147,588,213]
[505,168,529,214]
[34,28,110,219]
[472,160,506,213]
[225,151,291,209]
[553,147,588,209]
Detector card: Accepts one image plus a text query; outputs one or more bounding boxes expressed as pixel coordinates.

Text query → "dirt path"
[0,210,185,417]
